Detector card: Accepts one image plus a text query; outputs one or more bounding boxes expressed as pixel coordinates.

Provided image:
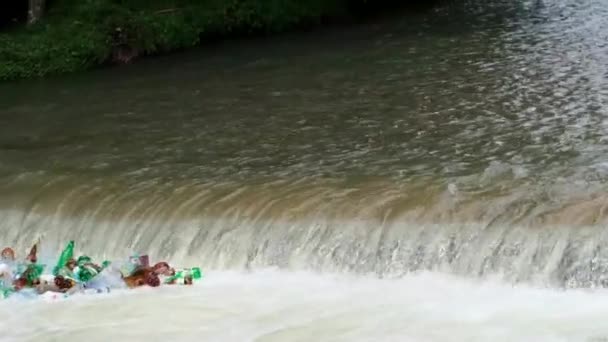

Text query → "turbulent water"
[2,0,608,340]
[4,271,608,342]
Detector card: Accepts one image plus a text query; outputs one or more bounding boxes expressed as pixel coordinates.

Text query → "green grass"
[0,0,351,80]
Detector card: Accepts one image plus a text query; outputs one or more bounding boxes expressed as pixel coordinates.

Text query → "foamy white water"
[1,270,608,342]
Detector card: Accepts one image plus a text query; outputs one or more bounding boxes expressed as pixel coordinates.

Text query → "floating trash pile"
[0,241,202,300]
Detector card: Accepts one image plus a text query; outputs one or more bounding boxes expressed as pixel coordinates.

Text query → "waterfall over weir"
[2,174,608,288]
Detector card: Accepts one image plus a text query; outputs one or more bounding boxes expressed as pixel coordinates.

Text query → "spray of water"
[2,270,608,342]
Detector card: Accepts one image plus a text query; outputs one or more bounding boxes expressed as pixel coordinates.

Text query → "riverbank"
[0,0,432,81]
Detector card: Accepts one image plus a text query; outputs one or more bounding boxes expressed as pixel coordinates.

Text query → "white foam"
[1,270,608,341]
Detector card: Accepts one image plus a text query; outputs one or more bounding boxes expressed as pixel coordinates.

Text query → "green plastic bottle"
[191,267,202,280]
[1,287,14,299]
[164,267,203,284]
[0,279,12,299]
[53,241,74,276]
[24,264,45,285]
[76,264,97,283]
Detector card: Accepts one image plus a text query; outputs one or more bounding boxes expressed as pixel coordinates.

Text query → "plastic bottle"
[164,267,202,285]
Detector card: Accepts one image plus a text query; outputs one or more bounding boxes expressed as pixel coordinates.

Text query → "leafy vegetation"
[0,0,418,80]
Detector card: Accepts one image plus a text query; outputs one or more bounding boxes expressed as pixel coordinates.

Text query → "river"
[1,0,608,340]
